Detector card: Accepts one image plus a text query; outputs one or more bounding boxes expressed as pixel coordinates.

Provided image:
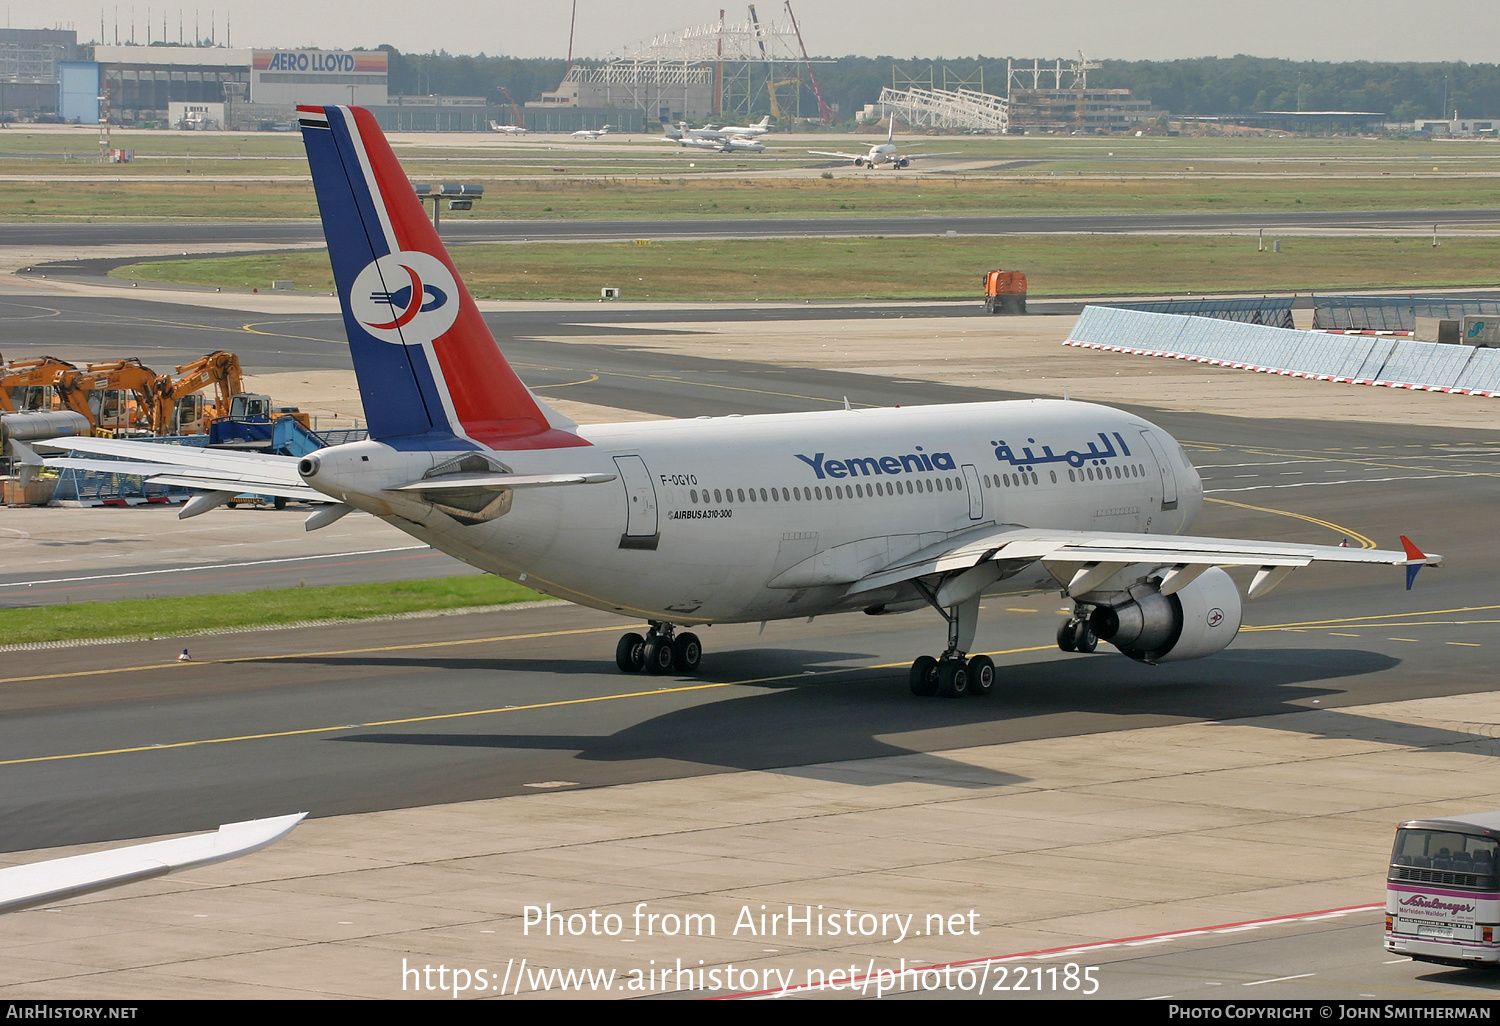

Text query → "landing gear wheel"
[671,632,702,673]
[909,655,939,696]
[937,660,969,698]
[642,636,675,675]
[615,633,646,673]
[1057,619,1078,652]
[1073,619,1098,653]
[966,655,995,696]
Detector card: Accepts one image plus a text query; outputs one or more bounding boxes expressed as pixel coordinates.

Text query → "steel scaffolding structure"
[612,15,803,63]
[554,12,811,118]
[875,85,1009,132]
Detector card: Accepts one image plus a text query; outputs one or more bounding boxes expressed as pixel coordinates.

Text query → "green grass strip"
[117,234,1500,301]
[0,575,543,646]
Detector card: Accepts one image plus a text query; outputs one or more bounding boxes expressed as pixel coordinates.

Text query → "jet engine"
[1087,567,1242,664]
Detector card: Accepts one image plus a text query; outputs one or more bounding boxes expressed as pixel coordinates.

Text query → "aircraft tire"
[616,633,646,673]
[1073,620,1098,653]
[672,632,702,673]
[966,655,995,696]
[937,660,969,698]
[909,655,939,696]
[642,636,675,675]
[1057,619,1078,652]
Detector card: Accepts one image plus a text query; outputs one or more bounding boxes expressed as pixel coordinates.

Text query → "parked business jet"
[721,116,773,138]
[489,121,528,135]
[809,120,961,169]
[571,124,612,140]
[45,106,1440,698]
[671,134,766,154]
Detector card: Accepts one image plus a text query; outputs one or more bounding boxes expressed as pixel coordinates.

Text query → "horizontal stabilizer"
[43,437,320,505]
[393,471,616,492]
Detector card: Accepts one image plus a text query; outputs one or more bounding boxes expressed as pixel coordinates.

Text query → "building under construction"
[528,5,832,125]
[872,57,1165,135]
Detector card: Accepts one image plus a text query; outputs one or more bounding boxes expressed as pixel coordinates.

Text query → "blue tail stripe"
[303,108,456,443]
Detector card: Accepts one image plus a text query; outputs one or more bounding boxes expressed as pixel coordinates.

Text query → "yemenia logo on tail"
[351,251,460,346]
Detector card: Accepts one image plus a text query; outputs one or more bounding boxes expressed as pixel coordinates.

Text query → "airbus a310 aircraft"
[46,106,1440,698]
[809,120,962,169]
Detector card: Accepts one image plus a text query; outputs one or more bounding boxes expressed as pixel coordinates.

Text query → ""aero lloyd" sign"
[254,50,387,74]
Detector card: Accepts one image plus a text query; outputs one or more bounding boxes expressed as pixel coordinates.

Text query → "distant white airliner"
[673,135,766,154]
[489,121,528,135]
[720,116,773,138]
[45,106,1441,698]
[810,120,961,169]
[659,116,765,153]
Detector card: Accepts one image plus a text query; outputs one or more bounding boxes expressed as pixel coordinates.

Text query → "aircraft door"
[1139,430,1179,511]
[613,455,660,550]
[961,464,984,520]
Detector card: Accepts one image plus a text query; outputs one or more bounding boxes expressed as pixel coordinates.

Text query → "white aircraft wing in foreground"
[46,105,1443,701]
[42,435,322,517]
[0,814,305,914]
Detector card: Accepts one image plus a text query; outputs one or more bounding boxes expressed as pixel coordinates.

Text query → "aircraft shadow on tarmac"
[334,646,1429,786]
[1413,967,1500,991]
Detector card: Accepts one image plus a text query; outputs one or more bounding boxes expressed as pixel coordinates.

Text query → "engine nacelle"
[1088,567,1243,664]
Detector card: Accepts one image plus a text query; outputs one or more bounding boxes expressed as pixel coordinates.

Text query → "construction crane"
[747,4,780,120]
[498,85,525,131]
[784,1,832,125]
[1074,50,1102,132]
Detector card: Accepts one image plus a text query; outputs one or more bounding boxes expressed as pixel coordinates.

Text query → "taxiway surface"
[5,275,1500,999]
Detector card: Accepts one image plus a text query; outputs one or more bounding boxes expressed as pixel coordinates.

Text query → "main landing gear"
[1056,607,1098,654]
[908,593,995,699]
[616,622,701,675]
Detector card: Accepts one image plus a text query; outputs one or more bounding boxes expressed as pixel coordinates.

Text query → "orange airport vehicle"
[983,269,1027,314]
[2,350,305,438]
[0,356,95,422]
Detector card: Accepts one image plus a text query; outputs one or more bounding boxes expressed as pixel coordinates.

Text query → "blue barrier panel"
[1421,344,1481,390]
[1352,339,1398,381]
[1451,348,1500,394]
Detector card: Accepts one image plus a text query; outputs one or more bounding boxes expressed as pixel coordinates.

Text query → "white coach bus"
[1386,812,1500,966]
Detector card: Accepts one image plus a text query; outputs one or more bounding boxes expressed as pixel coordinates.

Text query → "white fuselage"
[304,399,1201,625]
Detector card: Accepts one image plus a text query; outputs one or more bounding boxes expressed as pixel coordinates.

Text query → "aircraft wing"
[0,814,305,914]
[900,151,965,161]
[42,435,318,501]
[808,150,866,160]
[848,525,1441,599]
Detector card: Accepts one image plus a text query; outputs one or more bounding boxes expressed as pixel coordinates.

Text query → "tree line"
[378,47,1500,123]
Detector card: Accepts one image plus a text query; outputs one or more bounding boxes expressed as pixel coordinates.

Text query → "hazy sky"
[15,1,1500,64]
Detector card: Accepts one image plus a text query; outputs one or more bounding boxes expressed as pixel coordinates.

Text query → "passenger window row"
[685,463,1151,506]
[690,478,963,505]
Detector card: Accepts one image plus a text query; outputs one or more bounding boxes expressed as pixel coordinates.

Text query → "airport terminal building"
[60,45,391,128]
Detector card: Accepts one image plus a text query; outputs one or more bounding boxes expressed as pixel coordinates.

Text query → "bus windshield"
[1391,829,1500,887]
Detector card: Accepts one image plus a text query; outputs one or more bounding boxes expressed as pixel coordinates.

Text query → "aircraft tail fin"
[297,105,586,452]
